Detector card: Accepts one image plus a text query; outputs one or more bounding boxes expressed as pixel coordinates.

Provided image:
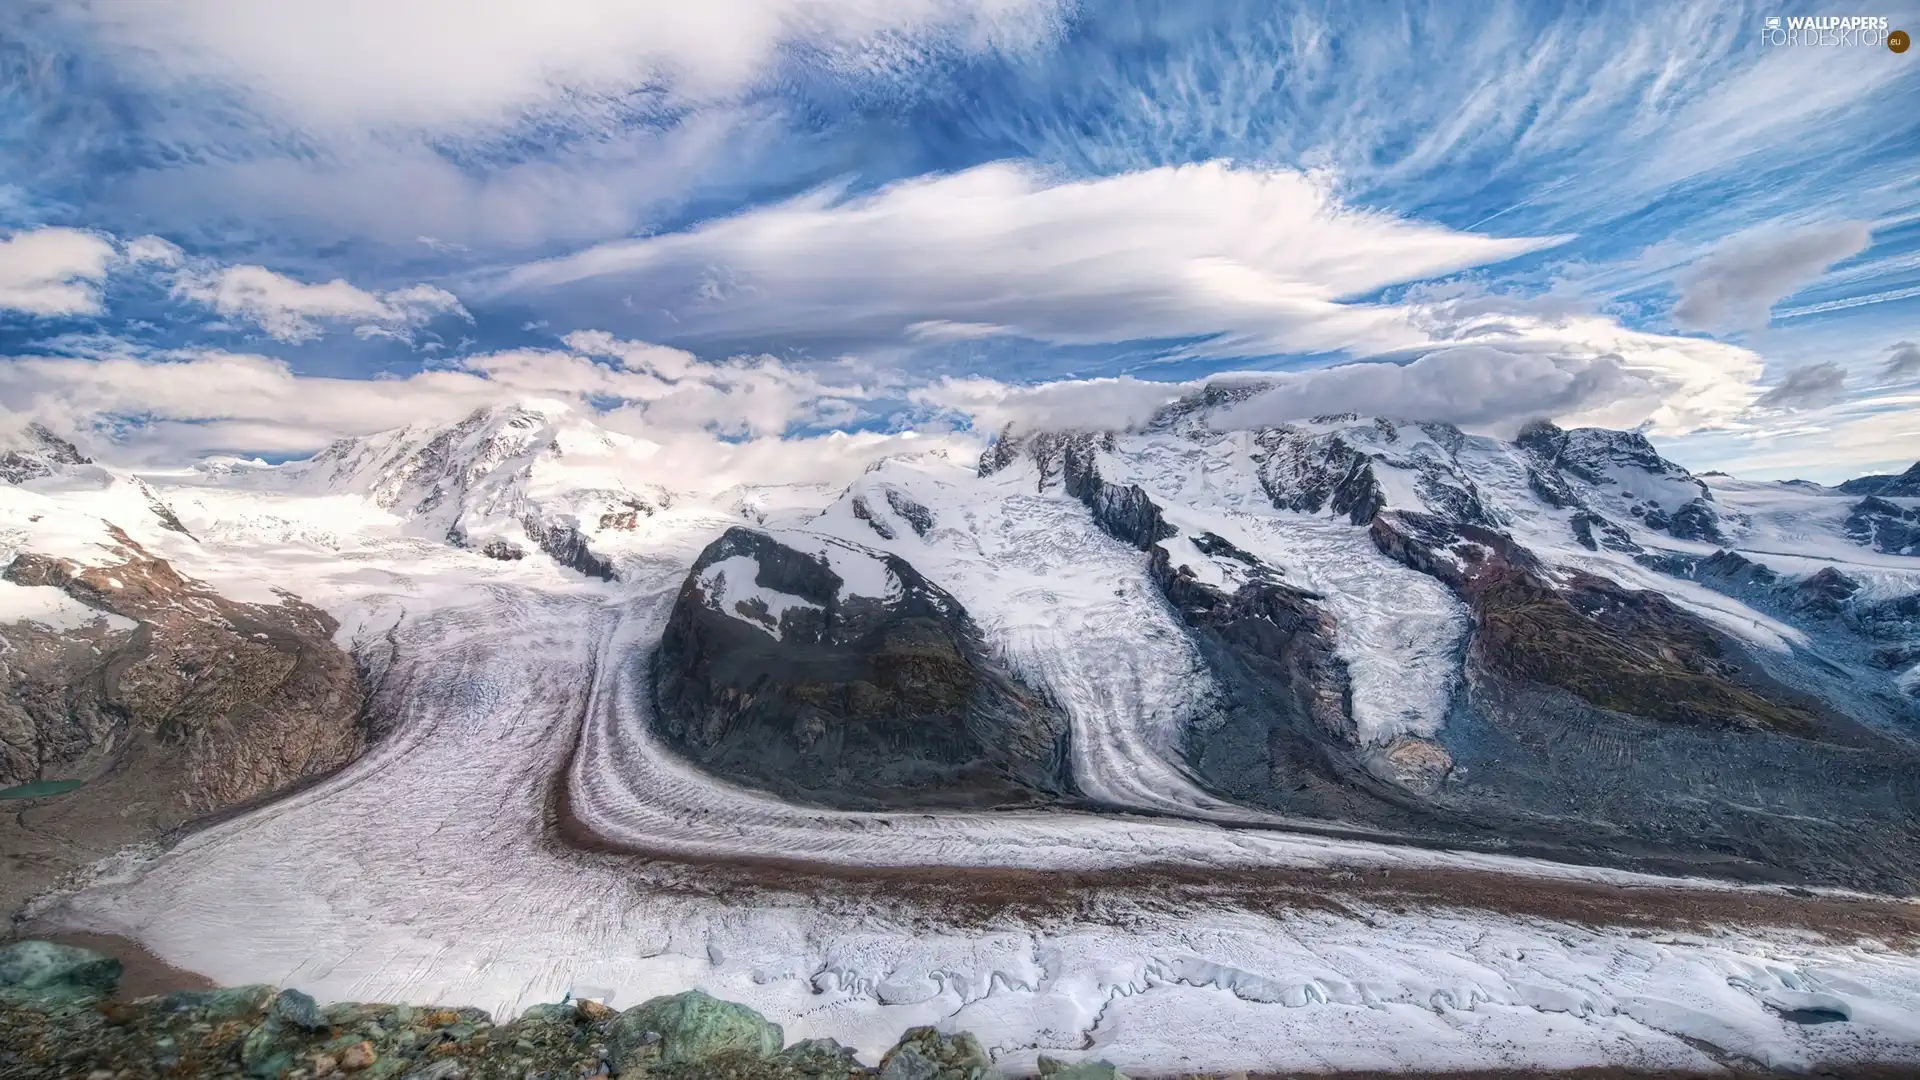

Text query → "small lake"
[0,778,86,800]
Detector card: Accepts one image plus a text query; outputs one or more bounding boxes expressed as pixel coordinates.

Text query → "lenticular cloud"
[492,161,1569,356]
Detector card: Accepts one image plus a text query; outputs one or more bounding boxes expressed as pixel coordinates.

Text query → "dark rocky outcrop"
[652,528,1072,809]
[1846,496,1920,556]
[1517,421,1708,499]
[1838,461,1920,497]
[1666,497,1724,543]
[521,517,617,580]
[0,532,365,918]
[883,489,935,538]
[1570,510,1639,553]
[849,495,895,540]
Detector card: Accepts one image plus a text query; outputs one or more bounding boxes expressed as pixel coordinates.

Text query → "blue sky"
[1,0,1916,479]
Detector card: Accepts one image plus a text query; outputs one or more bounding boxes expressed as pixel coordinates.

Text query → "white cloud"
[0,329,881,459]
[1671,221,1872,334]
[123,235,186,267]
[493,161,1569,357]
[0,342,964,490]
[173,265,470,342]
[1405,306,1764,433]
[916,309,1771,440]
[72,0,1062,132]
[915,375,1192,433]
[0,227,116,316]
[1205,347,1647,436]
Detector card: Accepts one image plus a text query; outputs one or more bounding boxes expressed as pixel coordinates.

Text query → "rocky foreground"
[0,940,1122,1080]
[9,940,1917,1080]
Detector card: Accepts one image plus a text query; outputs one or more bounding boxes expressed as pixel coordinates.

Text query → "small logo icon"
[1765,16,1781,29]
[1892,28,1912,52]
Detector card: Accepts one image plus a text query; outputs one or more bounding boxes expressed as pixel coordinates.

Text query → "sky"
[0,0,1916,481]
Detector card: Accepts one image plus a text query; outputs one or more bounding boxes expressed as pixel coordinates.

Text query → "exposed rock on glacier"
[652,527,1073,809]
[1846,495,1920,556]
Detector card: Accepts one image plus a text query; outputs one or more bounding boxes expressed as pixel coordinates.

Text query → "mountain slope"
[1,452,365,918]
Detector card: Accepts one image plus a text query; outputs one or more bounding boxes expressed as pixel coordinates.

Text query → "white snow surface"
[11,404,1920,1074]
[698,555,822,639]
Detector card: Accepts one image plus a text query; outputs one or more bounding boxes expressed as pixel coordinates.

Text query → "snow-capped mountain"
[268,398,673,577]
[10,392,1920,1076]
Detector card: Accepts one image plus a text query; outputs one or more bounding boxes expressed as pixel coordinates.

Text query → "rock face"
[1846,495,1920,556]
[1368,509,1920,889]
[652,527,1073,809]
[0,531,365,917]
[0,941,122,1007]
[1838,460,1920,497]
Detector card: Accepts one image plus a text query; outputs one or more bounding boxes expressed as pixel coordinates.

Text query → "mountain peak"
[1,423,95,485]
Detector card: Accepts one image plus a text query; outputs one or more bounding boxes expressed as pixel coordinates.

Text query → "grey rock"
[269,987,328,1031]
[0,941,122,1004]
[161,984,275,1020]
[1037,1056,1130,1080]
[1667,498,1724,543]
[777,1036,867,1077]
[877,1027,1000,1080]
[606,989,782,1071]
[884,487,936,537]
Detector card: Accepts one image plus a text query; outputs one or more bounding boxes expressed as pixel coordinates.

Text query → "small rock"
[401,1060,465,1080]
[575,997,615,1022]
[271,988,329,1031]
[779,1037,866,1078]
[518,1002,574,1023]
[313,1054,340,1075]
[878,1026,1001,1080]
[607,989,782,1071]
[240,1017,289,1078]
[340,1040,378,1071]
[1037,1056,1130,1080]
[165,984,275,1020]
